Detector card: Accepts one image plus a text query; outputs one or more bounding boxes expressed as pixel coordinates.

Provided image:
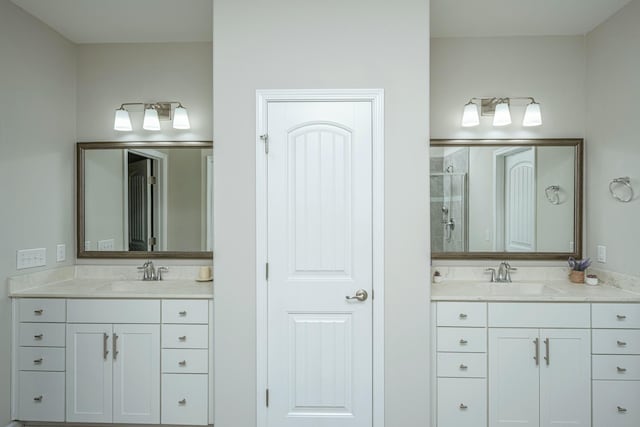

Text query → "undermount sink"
[471,282,565,295]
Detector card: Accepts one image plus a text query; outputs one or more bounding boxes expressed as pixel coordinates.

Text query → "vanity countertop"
[431,280,640,302]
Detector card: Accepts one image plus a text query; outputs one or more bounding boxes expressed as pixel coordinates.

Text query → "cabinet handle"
[178,335,187,341]
[459,313,468,319]
[617,366,627,373]
[33,358,43,365]
[33,309,44,315]
[33,395,43,402]
[617,340,627,347]
[544,338,550,366]
[179,311,187,316]
[103,333,109,359]
[179,360,187,366]
[533,338,540,365]
[459,339,468,345]
[113,333,119,360]
[617,315,627,320]
[178,399,187,405]
[459,364,468,370]
[459,403,468,410]
[33,334,43,340]
[617,406,627,413]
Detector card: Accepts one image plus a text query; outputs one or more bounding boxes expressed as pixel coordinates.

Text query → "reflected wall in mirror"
[430,139,583,260]
[78,141,213,259]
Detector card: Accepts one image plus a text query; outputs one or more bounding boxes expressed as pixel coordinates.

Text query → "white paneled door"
[504,148,536,252]
[266,101,373,427]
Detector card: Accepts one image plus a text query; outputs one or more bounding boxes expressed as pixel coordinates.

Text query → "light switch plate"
[98,239,115,251]
[597,245,607,263]
[17,248,46,269]
[56,244,66,262]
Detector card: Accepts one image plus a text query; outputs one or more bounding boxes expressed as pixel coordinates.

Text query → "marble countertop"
[8,266,213,299]
[431,280,640,302]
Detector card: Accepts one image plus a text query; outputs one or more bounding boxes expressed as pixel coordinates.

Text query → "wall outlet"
[597,245,607,263]
[17,248,47,270]
[569,241,574,252]
[98,239,115,251]
[56,244,66,262]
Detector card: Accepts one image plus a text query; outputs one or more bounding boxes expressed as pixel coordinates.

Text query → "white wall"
[586,0,640,277]
[167,149,203,251]
[431,36,586,139]
[213,0,430,426]
[76,42,212,142]
[0,0,76,423]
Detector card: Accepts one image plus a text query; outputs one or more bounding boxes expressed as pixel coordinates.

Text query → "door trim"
[255,89,385,427]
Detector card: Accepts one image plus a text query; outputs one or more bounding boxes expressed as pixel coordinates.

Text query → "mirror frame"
[77,141,214,259]
[430,138,583,260]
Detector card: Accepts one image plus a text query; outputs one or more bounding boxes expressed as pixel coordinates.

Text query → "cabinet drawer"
[593,355,640,380]
[18,299,66,323]
[161,374,208,425]
[593,304,640,329]
[162,349,208,374]
[593,330,640,355]
[162,324,209,349]
[489,303,590,328]
[67,299,160,323]
[437,353,486,378]
[438,328,487,353]
[18,371,65,422]
[18,347,65,372]
[162,300,208,324]
[593,381,640,427]
[19,323,65,347]
[437,302,487,327]
[437,378,486,427]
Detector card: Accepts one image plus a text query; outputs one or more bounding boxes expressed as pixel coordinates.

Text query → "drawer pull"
[33,395,43,402]
[459,364,468,370]
[103,333,109,360]
[178,398,187,405]
[617,340,628,347]
[33,358,43,365]
[459,339,468,345]
[113,333,119,360]
[617,406,627,413]
[459,403,468,410]
[179,360,187,366]
[179,311,187,316]
[178,335,187,341]
[33,334,43,340]
[33,309,44,315]
[617,366,627,373]
[534,338,540,366]
[544,338,550,366]
[617,315,627,320]
[459,313,468,319]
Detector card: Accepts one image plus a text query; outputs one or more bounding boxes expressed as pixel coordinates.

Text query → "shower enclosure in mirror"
[77,141,213,259]
[430,139,583,260]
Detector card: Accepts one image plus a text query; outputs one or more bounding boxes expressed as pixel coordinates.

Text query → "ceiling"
[432,0,632,37]
[10,0,632,42]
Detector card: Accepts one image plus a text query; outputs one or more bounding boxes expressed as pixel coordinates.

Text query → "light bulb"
[493,101,512,127]
[172,105,191,130]
[461,102,480,127]
[143,107,161,131]
[114,108,132,131]
[523,101,542,127]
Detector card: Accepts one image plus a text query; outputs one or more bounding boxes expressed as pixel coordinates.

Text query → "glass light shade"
[461,102,480,127]
[172,105,191,130]
[114,108,132,131]
[143,108,161,131]
[492,102,512,126]
[522,102,542,127]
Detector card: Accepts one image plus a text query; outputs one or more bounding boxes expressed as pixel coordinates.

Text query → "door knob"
[345,289,368,302]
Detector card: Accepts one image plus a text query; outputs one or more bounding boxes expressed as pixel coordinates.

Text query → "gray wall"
[0,0,77,423]
[213,0,430,426]
[586,0,640,277]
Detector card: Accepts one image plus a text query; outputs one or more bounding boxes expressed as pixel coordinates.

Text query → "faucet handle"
[485,268,496,282]
[157,266,169,281]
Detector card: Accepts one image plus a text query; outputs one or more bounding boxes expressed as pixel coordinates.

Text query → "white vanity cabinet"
[488,303,591,427]
[66,300,161,424]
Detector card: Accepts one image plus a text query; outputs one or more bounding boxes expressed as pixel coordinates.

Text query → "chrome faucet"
[496,261,517,283]
[137,261,169,281]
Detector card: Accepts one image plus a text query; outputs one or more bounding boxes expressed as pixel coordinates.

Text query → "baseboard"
[6,421,23,427]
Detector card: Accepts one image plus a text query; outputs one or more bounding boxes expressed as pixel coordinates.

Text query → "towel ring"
[545,185,560,205]
[609,177,634,203]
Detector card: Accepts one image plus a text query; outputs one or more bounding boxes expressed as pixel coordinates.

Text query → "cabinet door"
[112,324,160,424]
[539,329,591,427]
[489,328,540,427]
[66,324,113,423]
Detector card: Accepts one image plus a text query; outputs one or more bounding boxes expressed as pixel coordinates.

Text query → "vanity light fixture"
[461,97,542,128]
[113,101,191,131]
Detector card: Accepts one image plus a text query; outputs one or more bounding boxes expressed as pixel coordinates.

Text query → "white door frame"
[255,89,385,427]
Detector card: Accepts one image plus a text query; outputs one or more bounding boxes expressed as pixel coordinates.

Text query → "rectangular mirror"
[77,141,213,259]
[430,139,583,260]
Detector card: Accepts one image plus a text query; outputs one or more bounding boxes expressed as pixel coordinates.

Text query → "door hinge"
[266,388,269,407]
[260,134,269,154]
[372,289,374,300]
[266,262,269,281]
[148,176,157,185]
